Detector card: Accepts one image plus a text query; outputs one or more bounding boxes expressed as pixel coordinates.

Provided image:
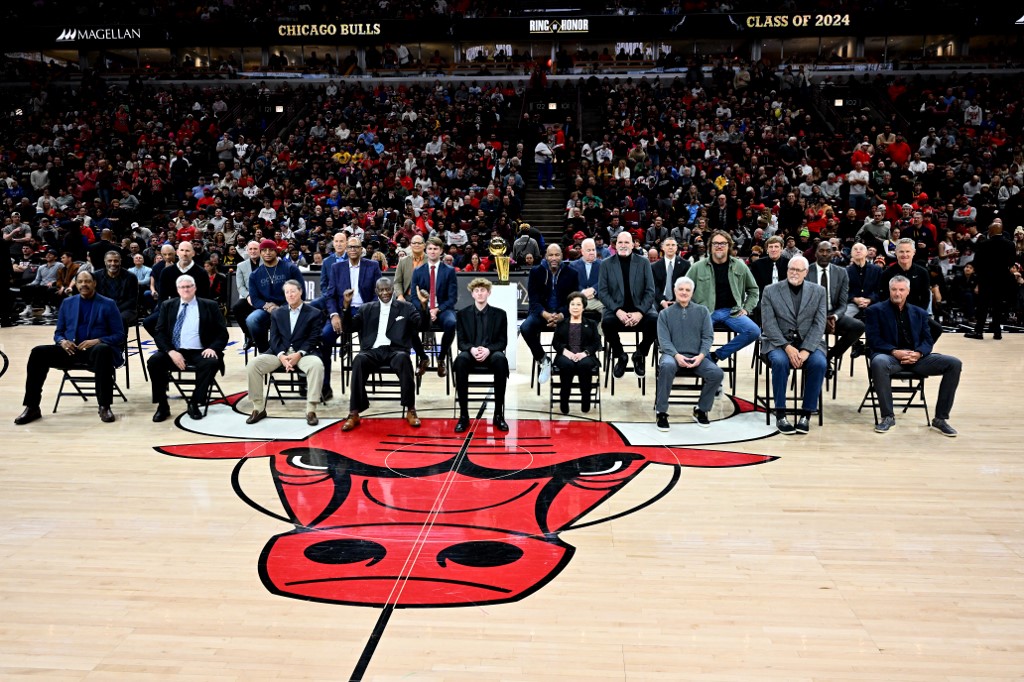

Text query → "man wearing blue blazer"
[411,236,458,376]
[322,235,381,399]
[568,237,604,319]
[16,271,126,425]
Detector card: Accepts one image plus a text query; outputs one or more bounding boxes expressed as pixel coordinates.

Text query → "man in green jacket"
[687,230,761,363]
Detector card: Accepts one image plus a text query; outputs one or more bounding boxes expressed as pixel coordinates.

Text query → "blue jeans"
[710,308,760,359]
[519,313,551,362]
[767,348,827,412]
[246,309,272,352]
[538,160,553,188]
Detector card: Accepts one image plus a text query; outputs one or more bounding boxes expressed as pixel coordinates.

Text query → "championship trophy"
[489,236,511,283]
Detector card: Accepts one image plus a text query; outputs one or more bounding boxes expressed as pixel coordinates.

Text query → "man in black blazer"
[149,274,229,422]
[245,279,325,426]
[93,250,140,333]
[341,277,430,432]
[597,231,657,378]
[652,237,691,312]
[749,236,790,299]
[808,241,865,362]
[845,242,883,320]
[453,278,510,433]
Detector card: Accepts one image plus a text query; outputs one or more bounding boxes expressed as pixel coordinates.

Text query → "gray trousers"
[869,352,961,420]
[655,355,724,414]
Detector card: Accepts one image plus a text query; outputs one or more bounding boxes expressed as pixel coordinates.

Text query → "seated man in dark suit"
[845,242,883,320]
[597,231,658,378]
[864,275,961,436]
[567,237,603,320]
[453,278,510,433]
[148,275,229,422]
[808,241,865,363]
[93,250,140,333]
[411,237,458,377]
[652,237,691,313]
[342,278,430,432]
[749,236,789,323]
[245,279,326,427]
[15,271,126,425]
[521,244,579,384]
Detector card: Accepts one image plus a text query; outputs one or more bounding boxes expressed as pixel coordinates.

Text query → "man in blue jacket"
[247,238,304,353]
[522,243,579,383]
[864,275,961,436]
[411,237,458,376]
[15,271,126,425]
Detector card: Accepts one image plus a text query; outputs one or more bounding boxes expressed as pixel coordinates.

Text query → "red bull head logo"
[158,396,776,608]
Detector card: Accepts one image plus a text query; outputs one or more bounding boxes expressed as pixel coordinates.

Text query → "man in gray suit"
[760,255,828,435]
[341,278,429,432]
[598,232,657,378]
[808,241,865,363]
[655,276,723,431]
[567,238,603,318]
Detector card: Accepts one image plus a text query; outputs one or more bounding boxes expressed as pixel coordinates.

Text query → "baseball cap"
[131,222,141,229]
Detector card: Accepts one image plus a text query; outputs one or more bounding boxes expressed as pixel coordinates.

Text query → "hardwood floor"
[1,324,1021,681]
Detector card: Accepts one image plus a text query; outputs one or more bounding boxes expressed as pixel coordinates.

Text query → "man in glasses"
[687,230,761,365]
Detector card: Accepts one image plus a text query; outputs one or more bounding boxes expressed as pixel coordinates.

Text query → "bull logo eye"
[437,541,524,568]
[304,539,386,566]
[572,454,633,477]
[288,450,330,470]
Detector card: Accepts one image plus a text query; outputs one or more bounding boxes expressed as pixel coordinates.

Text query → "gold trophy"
[489,236,511,283]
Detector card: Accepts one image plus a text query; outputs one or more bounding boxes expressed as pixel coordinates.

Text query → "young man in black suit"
[148,274,229,422]
[245,279,325,426]
[453,278,510,433]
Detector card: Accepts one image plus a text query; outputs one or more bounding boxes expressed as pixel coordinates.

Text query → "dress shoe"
[612,354,628,378]
[405,409,422,428]
[559,394,570,415]
[246,409,267,425]
[417,356,430,377]
[341,414,361,431]
[493,414,509,432]
[581,396,592,413]
[993,332,1003,340]
[437,362,447,378]
[320,387,334,403]
[306,412,319,426]
[14,406,42,426]
[632,352,646,377]
[98,406,115,423]
[850,341,866,359]
[454,415,470,433]
[152,404,171,423]
[187,403,204,421]
[964,331,984,340]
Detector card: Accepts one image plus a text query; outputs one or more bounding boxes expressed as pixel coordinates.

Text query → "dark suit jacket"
[807,262,850,317]
[527,263,580,317]
[652,258,691,307]
[158,262,211,301]
[864,300,934,357]
[93,269,139,315]
[552,317,602,357]
[759,280,828,354]
[324,257,381,317]
[411,260,458,314]
[598,252,656,313]
[568,257,601,291]
[456,304,507,354]
[846,262,883,304]
[347,298,426,351]
[153,296,229,355]
[750,255,790,293]
[54,293,126,367]
[267,303,324,358]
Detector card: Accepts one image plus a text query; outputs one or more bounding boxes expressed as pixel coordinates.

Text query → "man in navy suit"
[567,237,603,319]
[865,275,961,436]
[411,236,458,377]
[246,279,326,426]
[522,244,579,383]
[15,271,126,425]
[148,275,229,422]
[321,235,381,400]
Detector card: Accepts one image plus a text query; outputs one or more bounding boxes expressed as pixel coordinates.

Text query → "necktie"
[821,267,829,302]
[429,265,437,309]
[664,261,673,300]
[771,262,779,283]
[172,302,188,349]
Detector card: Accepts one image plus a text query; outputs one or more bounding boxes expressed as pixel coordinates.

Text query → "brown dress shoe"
[417,356,430,377]
[437,362,447,378]
[341,413,361,431]
[405,408,421,428]
[14,406,42,425]
[98,406,115,423]
[306,412,319,426]
[246,409,267,425]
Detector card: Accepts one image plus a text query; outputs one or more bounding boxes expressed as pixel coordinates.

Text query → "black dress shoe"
[454,415,470,433]
[632,352,646,377]
[493,415,509,432]
[613,354,628,378]
[320,387,334,403]
[98,406,115,423]
[14,406,42,425]
[152,404,171,422]
[964,331,984,339]
[187,403,204,420]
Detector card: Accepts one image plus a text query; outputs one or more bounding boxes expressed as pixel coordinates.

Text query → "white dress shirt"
[373,300,392,349]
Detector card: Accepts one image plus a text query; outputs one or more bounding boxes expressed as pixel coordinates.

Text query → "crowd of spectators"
[3,62,1023,329]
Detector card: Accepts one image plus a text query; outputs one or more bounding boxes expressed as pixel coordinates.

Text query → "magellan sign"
[56,27,143,42]
[529,19,589,34]
[277,23,382,37]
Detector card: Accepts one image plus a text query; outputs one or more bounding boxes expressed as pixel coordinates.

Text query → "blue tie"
[172,302,188,349]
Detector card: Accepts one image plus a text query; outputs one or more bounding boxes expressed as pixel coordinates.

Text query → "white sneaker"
[43,306,53,316]
[19,305,33,318]
[538,358,552,384]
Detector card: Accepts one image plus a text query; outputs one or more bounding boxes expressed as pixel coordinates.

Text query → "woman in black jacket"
[552,291,601,414]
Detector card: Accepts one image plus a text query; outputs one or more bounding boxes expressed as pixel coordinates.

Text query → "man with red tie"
[411,236,458,376]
